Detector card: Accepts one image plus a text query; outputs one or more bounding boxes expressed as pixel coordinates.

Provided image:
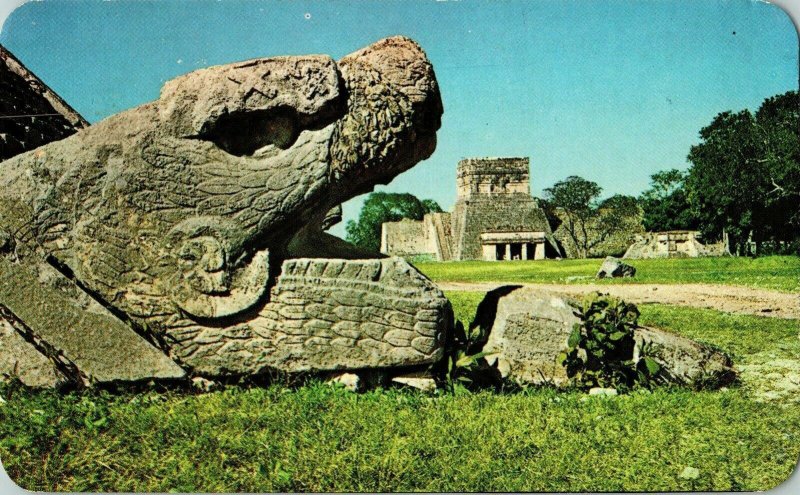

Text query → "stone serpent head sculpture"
[0,37,451,385]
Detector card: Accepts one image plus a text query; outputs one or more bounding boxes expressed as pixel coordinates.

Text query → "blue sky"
[1,0,797,238]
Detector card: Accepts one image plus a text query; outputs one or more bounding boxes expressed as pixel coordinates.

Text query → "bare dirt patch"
[439,282,800,319]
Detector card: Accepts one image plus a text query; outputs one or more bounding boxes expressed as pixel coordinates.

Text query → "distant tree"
[594,194,642,254]
[545,176,639,258]
[597,194,642,232]
[757,92,800,202]
[686,91,800,254]
[545,176,602,259]
[421,198,444,214]
[345,192,442,253]
[638,169,698,232]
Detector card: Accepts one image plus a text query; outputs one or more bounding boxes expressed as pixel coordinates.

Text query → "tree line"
[642,90,799,255]
[345,91,799,257]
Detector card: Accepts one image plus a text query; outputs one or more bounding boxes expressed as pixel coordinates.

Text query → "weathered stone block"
[0,317,65,388]
[384,329,416,347]
[476,286,736,388]
[597,256,636,278]
[0,260,185,385]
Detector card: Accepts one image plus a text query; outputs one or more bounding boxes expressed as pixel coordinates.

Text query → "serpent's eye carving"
[177,236,229,295]
[172,239,271,320]
[198,108,300,156]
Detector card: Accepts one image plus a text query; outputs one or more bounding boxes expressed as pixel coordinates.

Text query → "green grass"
[417,255,800,292]
[1,294,799,492]
[2,382,799,492]
[637,304,800,360]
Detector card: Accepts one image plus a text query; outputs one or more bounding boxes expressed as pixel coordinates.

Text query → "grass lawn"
[416,255,800,292]
[2,380,798,492]
[1,291,798,492]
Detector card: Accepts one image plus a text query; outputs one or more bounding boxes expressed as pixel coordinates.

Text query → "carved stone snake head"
[156,35,442,237]
[0,37,448,377]
[0,37,442,325]
[142,37,442,320]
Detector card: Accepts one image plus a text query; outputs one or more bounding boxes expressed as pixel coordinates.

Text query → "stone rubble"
[474,286,736,389]
[597,256,637,278]
[327,373,361,393]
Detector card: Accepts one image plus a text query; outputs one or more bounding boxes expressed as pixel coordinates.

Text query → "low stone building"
[1,44,88,160]
[623,230,729,259]
[381,157,559,261]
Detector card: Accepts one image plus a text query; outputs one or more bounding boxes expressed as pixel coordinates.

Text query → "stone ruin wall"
[623,231,729,259]
[381,157,558,261]
[450,157,555,260]
[457,157,530,198]
[426,212,453,261]
[694,238,728,257]
[381,218,435,257]
[0,44,88,160]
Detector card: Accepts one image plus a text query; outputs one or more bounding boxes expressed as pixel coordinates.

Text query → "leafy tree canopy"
[345,192,443,253]
[638,169,698,232]
[545,176,639,258]
[545,176,602,215]
[686,90,799,253]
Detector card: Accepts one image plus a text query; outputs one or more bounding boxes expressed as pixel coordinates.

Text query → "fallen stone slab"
[597,256,636,278]
[634,326,735,388]
[0,259,186,386]
[475,286,736,389]
[391,371,437,392]
[0,317,65,388]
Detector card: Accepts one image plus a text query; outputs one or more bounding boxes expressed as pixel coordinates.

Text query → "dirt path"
[438,282,800,319]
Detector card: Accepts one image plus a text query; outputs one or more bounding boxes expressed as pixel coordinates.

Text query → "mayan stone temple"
[381,157,559,261]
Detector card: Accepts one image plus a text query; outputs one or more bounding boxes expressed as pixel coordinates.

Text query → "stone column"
[534,242,545,260]
[482,244,495,261]
[505,244,511,260]
[380,224,389,254]
[521,243,529,260]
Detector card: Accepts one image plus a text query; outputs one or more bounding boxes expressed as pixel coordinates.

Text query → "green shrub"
[444,320,492,389]
[559,292,660,391]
